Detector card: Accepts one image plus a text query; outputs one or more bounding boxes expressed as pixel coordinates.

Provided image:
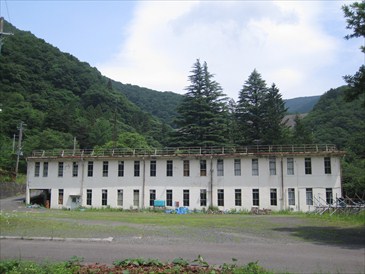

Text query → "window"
[183,189,189,207]
[326,188,333,204]
[183,160,190,176]
[87,161,93,177]
[287,158,294,175]
[86,189,92,206]
[270,189,277,206]
[58,189,64,205]
[166,190,173,207]
[150,160,156,177]
[103,161,109,177]
[305,158,312,175]
[324,157,331,174]
[166,160,173,176]
[72,162,78,177]
[43,162,48,177]
[117,189,123,206]
[306,188,313,206]
[217,159,224,176]
[252,159,259,176]
[58,162,64,177]
[102,189,108,206]
[133,190,139,207]
[234,159,241,176]
[252,189,259,206]
[288,188,295,206]
[134,161,140,177]
[200,160,207,176]
[217,189,224,206]
[235,189,242,206]
[118,161,124,177]
[200,189,207,206]
[34,162,40,177]
[149,189,156,206]
[269,157,276,175]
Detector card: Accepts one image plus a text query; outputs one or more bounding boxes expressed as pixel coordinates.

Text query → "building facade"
[26,145,344,212]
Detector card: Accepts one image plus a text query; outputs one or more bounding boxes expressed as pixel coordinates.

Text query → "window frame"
[117,189,123,206]
[200,189,207,207]
[86,189,92,206]
[166,189,173,207]
[102,161,109,177]
[269,157,276,175]
[324,157,331,174]
[287,158,294,175]
[234,159,241,176]
[252,189,259,206]
[150,160,156,177]
[306,188,313,206]
[252,159,259,176]
[72,162,78,177]
[200,160,207,176]
[183,160,190,177]
[101,189,108,206]
[58,189,64,205]
[166,160,173,177]
[305,158,312,175]
[134,161,140,177]
[58,162,64,177]
[43,162,48,177]
[149,189,156,207]
[217,159,224,176]
[87,161,93,177]
[118,161,124,177]
[34,162,40,177]
[217,189,224,206]
[270,188,277,206]
[235,189,242,206]
[288,188,295,206]
[183,189,190,207]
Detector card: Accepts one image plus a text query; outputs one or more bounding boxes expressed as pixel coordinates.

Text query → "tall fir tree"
[170,59,229,147]
[261,83,288,144]
[236,69,268,145]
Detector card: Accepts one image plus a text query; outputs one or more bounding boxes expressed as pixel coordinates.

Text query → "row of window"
[58,188,334,207]
[35,157,332,178]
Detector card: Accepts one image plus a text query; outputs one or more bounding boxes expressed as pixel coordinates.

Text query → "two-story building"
[26,145,344,212]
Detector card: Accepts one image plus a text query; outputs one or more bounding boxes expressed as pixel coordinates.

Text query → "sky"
[1,0,364,100]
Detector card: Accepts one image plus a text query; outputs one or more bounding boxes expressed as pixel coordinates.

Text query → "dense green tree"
[98,132,151,150]
[303,86,365,196]
[261,84,288,144]
[342,1,365,106]
[171,59,229,147]
[236,70,268,145]
[291,115,313,144]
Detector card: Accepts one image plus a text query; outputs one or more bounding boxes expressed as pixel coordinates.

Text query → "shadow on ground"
[273,225,365,249]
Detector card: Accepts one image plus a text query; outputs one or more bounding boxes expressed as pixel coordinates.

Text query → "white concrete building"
[26,145,344,212]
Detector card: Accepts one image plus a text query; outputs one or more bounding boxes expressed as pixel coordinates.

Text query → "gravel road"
[1,195,364,273]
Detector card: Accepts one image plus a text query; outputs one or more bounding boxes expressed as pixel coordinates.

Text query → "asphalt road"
[1,238,364,273]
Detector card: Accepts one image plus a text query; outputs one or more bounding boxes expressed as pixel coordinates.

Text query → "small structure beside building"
[26,145,344,212]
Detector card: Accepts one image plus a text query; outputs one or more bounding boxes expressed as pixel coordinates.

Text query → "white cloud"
[98,1,360,99]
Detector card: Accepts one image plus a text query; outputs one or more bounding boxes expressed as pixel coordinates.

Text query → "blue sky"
[1,0,363,99]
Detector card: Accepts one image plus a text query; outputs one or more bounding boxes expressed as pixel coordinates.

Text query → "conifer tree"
[236,69,268,145]
[171,59,229,147]
[261,83,288,144]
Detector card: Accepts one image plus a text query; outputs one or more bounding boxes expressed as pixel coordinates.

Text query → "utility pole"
[0,17,13,55]
[15,121,25,178]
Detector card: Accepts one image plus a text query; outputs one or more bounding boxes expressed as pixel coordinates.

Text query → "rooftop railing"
[29,144,342,158]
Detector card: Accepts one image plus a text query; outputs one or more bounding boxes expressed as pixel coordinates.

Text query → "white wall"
[27,155,342,212]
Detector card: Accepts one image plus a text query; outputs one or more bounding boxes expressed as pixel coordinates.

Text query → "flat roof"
[27,145,345,160]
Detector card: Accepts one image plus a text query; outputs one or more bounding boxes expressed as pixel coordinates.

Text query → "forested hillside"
[0,21,171,172]
[285,96,320,114]
[112,81,182,127]
[303,86,365,196]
